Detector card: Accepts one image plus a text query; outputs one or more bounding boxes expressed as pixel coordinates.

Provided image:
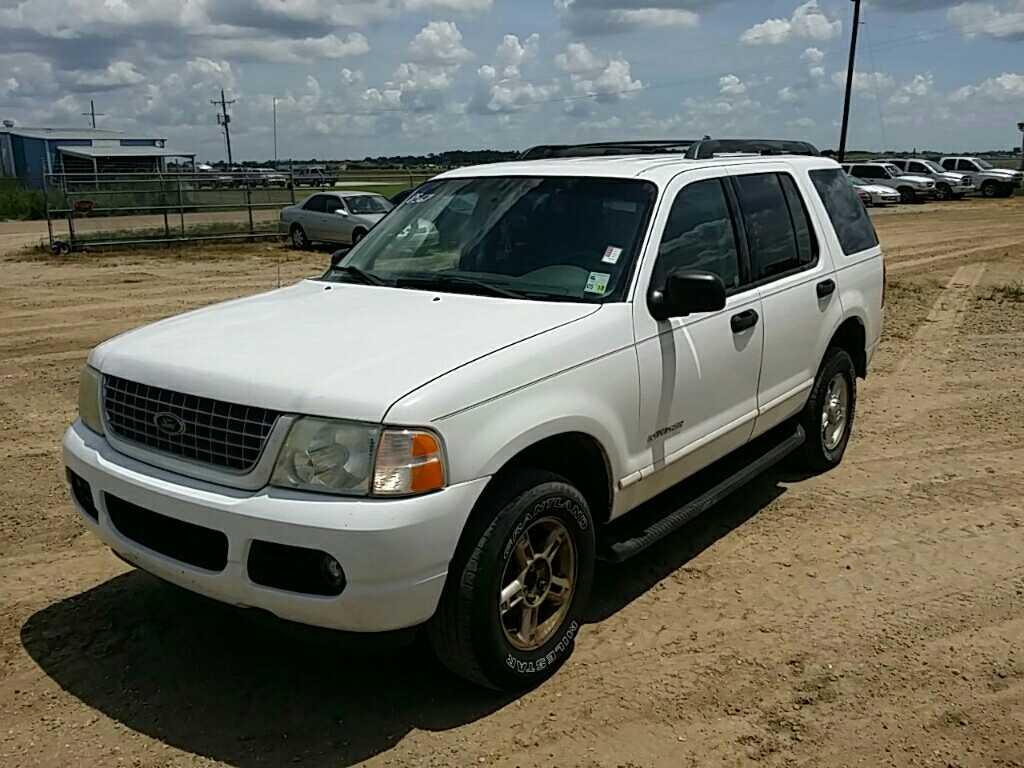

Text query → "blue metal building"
[0,124,191,188]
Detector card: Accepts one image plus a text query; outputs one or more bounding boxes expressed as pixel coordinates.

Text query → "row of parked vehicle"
[843,156,1022,206]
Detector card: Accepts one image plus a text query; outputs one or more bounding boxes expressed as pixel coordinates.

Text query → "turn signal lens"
[373,429,446,496]
[78,365,105,435]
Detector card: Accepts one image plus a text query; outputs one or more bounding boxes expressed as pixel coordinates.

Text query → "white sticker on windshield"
[585,271,611,295]
[601,246,623,265]
[407,192,434,204]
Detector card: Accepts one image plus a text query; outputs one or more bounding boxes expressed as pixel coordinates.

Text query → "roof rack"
[519,140,698,161]
[684,139,820,159]
[519,138,820,162]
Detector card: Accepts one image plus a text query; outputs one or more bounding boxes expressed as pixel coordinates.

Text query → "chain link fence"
[43,169,433,252]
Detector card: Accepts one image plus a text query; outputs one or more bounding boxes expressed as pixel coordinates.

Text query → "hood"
[897,174,933,185]
[939,172,967,183]
[90,280,598,423]
[862,184,898,194]
[985,168,1022,180]
[354,212,387,227]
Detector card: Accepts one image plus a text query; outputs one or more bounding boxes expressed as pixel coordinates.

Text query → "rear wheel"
[796,348,857,473]
[290,224,310,249]
[898,187,916,204]
[428,469,595,691]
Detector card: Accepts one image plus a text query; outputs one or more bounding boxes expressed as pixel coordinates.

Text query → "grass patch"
[985,281,1024,303]
[0,184,64,220]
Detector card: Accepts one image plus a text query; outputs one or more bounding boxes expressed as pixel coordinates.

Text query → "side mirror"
[329,247,350,268]
[333,208,349,216]
[648,269,727,321]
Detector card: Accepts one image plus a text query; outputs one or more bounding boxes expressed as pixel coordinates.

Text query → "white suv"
[64,139,884,691]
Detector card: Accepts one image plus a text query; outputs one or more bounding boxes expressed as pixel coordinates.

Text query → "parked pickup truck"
[876,158,972,201]
[940,157,1022,198]
[64,139,883,691]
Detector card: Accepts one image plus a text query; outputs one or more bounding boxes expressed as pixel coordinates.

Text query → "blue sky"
[1,0,1022,161]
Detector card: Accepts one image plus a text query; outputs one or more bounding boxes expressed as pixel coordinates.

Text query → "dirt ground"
[1,198,1022,767]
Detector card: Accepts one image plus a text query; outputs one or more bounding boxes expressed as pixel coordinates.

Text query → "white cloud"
[801,47,825,65]
[778,86,801,102]
[407,20,474,65]
[718,74,747,96]
[605,8,700,28]
[741,1,841,45]
[554,0,705,34]
[950,71,1024,102]
[948,1,1024,41]
[495,33,540,78]
[889,73,934,104]
[831,70,896,92]
[71,61,146,89]
[555,41,605,75]
[403,0,493,10]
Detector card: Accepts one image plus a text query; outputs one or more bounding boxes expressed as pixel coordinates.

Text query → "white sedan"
[848,176,902,206]
[280,191,393,248]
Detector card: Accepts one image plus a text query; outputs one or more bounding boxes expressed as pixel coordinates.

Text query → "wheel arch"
[827,316,867,379]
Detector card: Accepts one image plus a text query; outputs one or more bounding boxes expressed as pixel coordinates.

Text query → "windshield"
[847,176,867,186]
[882,164,902,177]
[324,176,657,302]
[974,159,994,170]
[920,160,945,173]
[346,195,391,215]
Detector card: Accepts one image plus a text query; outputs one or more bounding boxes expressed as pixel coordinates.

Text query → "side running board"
[600,425,806,563]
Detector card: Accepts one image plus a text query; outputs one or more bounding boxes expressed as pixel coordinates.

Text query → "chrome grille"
[102,375,280,472]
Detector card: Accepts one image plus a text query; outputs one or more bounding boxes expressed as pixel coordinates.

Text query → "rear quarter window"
[809,168,879,256]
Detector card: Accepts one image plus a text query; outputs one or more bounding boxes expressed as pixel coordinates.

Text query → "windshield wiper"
[396,274,530,299]
[330,265,387,286]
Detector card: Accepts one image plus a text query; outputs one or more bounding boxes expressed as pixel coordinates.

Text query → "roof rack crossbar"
[685,139,820,159]
[519,139,698,161]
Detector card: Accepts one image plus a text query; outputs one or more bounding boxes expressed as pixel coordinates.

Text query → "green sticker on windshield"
[585,271,610,295]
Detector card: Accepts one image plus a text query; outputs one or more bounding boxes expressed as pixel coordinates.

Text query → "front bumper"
[63,421,489,632]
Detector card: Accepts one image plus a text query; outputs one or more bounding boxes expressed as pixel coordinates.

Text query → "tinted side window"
[779,174,816,266]
[941,159,955,170]
[957,159,976,172]
[652,179,741,291]
[908,161,928,174]
[734,173,802,281]
[304,195,326,212]
[810,168,879,256]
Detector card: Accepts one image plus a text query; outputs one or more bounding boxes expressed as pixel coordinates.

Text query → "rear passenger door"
[727,166,844,438]
[301,195,328,239]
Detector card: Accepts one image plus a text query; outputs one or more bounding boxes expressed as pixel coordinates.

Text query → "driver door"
[630,171,764,503]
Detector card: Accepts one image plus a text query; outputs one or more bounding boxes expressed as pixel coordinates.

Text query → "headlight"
[271,418,378,495]
[78,365,105,435]
[271,419,446,497]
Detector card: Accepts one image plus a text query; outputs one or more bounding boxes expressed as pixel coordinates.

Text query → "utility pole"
[837,0,862,163]
[273,97,279,164]
[81,99,105,129]
[1018,121,1024,172]
[211,88,236,166]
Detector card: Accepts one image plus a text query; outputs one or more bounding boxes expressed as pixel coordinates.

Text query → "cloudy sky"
[0,0,1021,161]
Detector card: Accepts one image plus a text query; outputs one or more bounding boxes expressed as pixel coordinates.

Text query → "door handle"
[816,279,836,298]
[730,309,759,333]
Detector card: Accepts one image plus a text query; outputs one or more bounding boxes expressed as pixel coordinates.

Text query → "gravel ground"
[1,198,1022,768]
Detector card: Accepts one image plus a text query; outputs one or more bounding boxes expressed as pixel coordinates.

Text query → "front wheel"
[351,228,367,245]
[898,187,916,204]
[935,183,952,201]
[428,470,595,690]
[981,181,999,198]
[796,348,857,473]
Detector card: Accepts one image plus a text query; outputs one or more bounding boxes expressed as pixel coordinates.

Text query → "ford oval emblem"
[153,411,186,436]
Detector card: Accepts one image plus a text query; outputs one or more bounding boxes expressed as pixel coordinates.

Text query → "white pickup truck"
[64,139,884,691]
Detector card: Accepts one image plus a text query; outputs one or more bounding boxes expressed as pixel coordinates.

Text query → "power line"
[210,88,236,165]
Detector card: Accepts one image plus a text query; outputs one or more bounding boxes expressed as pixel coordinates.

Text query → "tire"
[428,469,596,691]
[981,181,999,198]
[351,228,367,245]
[290,224,309,250]
[796,348,857,473]
[898,187,916,204]
[935,183,952,201]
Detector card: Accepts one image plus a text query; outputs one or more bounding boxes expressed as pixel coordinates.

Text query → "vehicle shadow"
[22,471,792,767]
